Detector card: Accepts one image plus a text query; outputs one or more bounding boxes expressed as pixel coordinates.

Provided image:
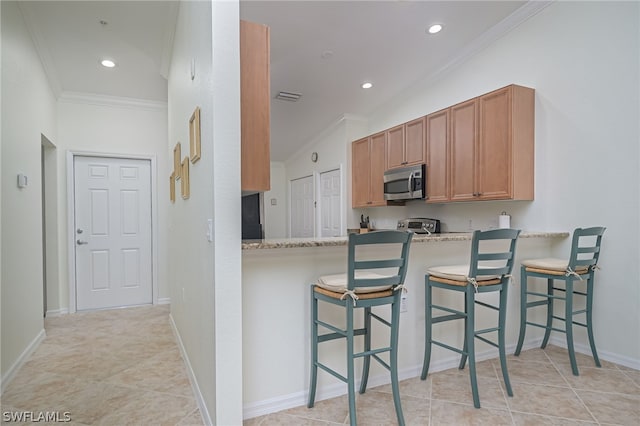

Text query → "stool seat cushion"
[427,264,500,282]
[521,258,589,274]
[316,271,392,293]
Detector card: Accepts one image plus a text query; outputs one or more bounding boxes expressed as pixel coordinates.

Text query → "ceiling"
[19,1,546,162]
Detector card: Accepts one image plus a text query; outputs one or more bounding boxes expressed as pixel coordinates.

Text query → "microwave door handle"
[407,171,414,196]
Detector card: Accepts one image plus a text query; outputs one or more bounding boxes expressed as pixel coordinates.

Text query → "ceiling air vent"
[275,91,302,102]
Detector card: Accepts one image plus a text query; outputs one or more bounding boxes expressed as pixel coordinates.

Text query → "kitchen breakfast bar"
[241,231,569,417]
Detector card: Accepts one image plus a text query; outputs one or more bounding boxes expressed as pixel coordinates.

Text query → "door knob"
[77,228,84,234]
[76,239,88,245]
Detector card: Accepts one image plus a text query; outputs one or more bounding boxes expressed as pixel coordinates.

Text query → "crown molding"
[59,92,168,112]
[18,2,62,98]
[159,1,179,80]
[285,113,368,164]
[423,0,555,88]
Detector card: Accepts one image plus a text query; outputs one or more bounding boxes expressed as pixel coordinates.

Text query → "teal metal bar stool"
[514,227,606,376]
[421,228,521,408]
[308,230,413,426]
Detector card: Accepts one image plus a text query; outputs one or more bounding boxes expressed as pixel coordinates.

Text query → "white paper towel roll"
[499,213,510,229]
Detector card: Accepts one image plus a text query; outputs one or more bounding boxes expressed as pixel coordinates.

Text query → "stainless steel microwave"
[383,164,426,201]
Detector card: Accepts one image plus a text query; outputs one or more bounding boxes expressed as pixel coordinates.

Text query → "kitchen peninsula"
[241,231,569,417]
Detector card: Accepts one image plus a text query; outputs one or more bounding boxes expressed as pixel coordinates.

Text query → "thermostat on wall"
[17,174,28,188]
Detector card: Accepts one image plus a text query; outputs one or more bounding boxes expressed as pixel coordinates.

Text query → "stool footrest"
[526,291,566,300]
[526,299,549,308]
[573,309,587,315]
[475,300,498,311]
[432,303,465,316]
[552,287,589,297]
[370,312,391,328]
[432,339,466,356]
[371,354,391,372]
[573,320,587,328]
[354,346,391,359]
[526,321,566,333]
[317,327,366,343]
[432,313,465,324]
[475,326,499,335]
[316,362,347,383]
[475,335,499,348]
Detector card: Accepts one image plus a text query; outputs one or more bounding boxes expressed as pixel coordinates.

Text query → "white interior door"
[74,156,152,311]
[320,169,341,237]
[290,175,314,238]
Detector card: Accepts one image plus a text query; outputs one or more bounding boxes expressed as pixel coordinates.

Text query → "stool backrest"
[347,230,413,291]
[568,227,606,271]
[468,228,521,280]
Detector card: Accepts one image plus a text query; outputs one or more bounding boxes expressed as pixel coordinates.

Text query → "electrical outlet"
[400,292,408,313]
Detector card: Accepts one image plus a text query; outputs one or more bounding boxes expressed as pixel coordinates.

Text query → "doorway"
[72,155,153,311]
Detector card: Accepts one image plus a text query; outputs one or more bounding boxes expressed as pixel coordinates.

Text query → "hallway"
[1,305,203,425]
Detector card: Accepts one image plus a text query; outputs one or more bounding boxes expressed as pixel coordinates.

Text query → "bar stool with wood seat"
[308,230,413,426]
[421,228,521,409]
[514,226,606,376]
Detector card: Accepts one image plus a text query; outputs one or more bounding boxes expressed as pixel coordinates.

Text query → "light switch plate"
[270,198,277,206]
[206,219,213,242]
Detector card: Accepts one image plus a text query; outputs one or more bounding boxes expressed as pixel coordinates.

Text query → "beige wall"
[1,1,57,381]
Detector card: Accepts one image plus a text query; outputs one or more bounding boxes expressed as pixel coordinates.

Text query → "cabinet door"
[369,132,387,206]
[386,125,405,170]
[450,99,477,201]
[352,138,371,208]
[405,117,425,166]
[478,87,511,200]
[241,20,271,192]
[426,109,449,203]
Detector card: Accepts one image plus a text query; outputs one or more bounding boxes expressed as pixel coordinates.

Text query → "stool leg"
[307,289,318,408]
[565,279,579,376]
[498,283,513,397]
[586,274,601,367]
[541,278,554,349]
[390,293,405,426]
[359,307,372,393]
[458,291,469,370]
[515,267,527,356]
[465,285,480,408]
[421,276,433,380]
[346,303,357,426]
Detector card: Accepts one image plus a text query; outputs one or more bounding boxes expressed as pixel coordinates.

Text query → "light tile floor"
[2,305,639,425]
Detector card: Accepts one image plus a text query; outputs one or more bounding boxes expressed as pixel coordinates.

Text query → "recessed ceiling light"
[428,24,443,34]
[361,82,373,89]
[101,59,116,68]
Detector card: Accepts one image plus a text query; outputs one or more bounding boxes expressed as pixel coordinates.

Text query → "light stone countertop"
[241,231,569,250]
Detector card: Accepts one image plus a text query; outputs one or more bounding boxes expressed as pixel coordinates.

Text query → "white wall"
[263,162,287,238]
[53,98,169,313]
[364,2,639,361]
[168,1,242,423]
[1,1,57,380]
[282,115,367,237]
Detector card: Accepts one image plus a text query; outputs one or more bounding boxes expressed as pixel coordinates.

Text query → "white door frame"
[66,151,158,313]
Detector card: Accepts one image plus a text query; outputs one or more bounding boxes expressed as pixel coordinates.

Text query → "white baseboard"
[157,297,171,305]
[1,329,46,393]
[243,339,544,420]
[45,308,69,317]
[548,336,640,370]
[169,314,212,426]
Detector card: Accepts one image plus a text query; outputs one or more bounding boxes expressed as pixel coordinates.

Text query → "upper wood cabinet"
[449,85,534,202]
[449,98,479,201]
[386,117,425,170]
[425,109,449,203]
[352,132,387,208]
[241,20,270,193]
